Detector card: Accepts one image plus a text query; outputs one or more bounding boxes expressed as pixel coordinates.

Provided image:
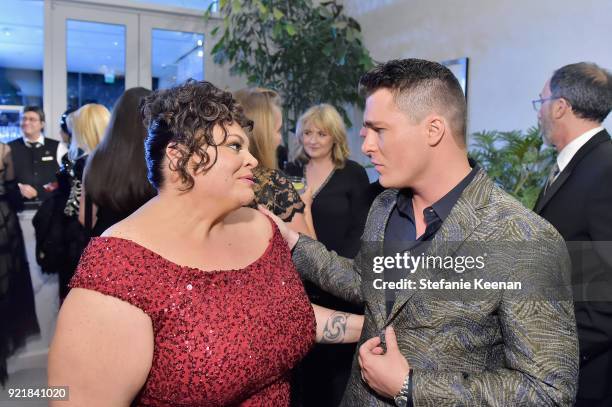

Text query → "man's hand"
[18,183,38,199]
[257,205,300,249]
[359,325,410,399]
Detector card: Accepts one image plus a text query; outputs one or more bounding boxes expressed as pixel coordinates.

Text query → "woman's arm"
[312,303,364,344]
[48,288,153,406]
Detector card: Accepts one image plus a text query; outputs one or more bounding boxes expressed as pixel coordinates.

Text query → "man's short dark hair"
[359,58,467,145]
[550,62,612,123]
[23,105,45,123]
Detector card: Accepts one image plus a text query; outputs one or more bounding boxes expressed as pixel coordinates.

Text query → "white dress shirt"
[556,126,604,172]
[22,133,45,146]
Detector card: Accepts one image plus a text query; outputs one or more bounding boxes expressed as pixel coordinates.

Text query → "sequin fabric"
[70,220,316,406]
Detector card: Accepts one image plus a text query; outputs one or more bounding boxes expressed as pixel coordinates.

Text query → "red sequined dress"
[70,220,316,406]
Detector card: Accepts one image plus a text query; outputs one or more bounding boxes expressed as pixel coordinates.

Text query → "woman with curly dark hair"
[48,80,364,406]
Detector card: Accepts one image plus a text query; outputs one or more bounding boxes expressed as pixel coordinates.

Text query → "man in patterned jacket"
[270,59,578,406]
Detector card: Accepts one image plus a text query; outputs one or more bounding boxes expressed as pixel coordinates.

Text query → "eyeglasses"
[21,117,40,123]
[532,97,559,111]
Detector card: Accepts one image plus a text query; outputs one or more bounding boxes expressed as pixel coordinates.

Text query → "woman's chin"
[238,191,256,208]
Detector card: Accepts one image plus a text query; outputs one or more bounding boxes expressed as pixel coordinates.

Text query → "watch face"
[394,395,408,407]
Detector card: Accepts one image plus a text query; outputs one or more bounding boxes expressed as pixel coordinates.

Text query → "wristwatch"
[394,369,413,407]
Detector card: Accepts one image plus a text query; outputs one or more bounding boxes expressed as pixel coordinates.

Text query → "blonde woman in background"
[69,104,109,162]
[66,104,109,222]
[57,104,109,299]
[286,103,370,407]
[234,87,315,237]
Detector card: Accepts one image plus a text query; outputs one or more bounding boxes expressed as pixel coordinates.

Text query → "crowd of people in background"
[0,58,610,407]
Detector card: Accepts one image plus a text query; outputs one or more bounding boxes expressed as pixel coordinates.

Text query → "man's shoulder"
[584,131,612,167]
[362,188,397,236]
[569,129,612,171]
[44,137,60,148]
[7,138,24,147]
[370,188,397,210]
[484,183,562,242]
[45,137,59,150]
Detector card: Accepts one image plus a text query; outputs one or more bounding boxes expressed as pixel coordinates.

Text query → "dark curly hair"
[141,80,253,191]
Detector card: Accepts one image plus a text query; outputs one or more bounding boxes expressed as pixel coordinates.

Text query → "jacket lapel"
[363,189,398,331]
[534,130,610,213]
[385,169,492,325]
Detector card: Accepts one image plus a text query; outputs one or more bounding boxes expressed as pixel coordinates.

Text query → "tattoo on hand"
[321,312,349,344]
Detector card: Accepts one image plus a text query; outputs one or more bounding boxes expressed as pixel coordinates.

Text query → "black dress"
[58,155,90,300]
[0,143,40,385]
[286,159,371,407]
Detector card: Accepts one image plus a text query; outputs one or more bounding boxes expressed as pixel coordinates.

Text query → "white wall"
[341,0,612,135]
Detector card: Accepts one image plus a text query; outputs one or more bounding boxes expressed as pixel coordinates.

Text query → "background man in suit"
[533,62,612,407]
[269,58,578,406]
[9,106,60,209]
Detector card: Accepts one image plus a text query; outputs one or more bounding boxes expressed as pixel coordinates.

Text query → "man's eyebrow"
[363,120,386,129]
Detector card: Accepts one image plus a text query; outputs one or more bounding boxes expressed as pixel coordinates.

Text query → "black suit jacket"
[534,129,612,400]
[8,137,60,207]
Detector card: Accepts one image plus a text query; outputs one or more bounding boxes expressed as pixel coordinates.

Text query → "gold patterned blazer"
[292,169,578,406]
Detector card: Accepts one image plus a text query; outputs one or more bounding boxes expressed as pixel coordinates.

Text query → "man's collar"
[431,164,479,221]
[396,161,480,223]
[23,134,45,146]
[557,126,604,172]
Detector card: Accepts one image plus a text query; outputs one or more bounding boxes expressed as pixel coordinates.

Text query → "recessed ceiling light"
[3,28,11,37]
[197,50,204,57]
[197,39,203,46]
[113,41,118,46]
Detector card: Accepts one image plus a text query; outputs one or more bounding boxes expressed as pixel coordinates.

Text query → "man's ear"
[552,98,571,120]
[426,115,446,147]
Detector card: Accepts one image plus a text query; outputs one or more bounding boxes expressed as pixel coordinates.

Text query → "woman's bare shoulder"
[49,288,153,406]
[100,209,148,240]
[61,287,150,321]
[228,207,273,239]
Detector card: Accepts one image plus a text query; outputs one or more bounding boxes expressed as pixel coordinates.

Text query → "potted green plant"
[205,0,374,135]
[469,126,556,208]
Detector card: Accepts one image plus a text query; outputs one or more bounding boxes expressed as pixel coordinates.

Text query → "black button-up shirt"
[383,164,479,315]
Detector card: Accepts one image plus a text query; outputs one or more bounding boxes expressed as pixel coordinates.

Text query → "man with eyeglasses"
[533,62,612,407]
[8,105,60,208]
